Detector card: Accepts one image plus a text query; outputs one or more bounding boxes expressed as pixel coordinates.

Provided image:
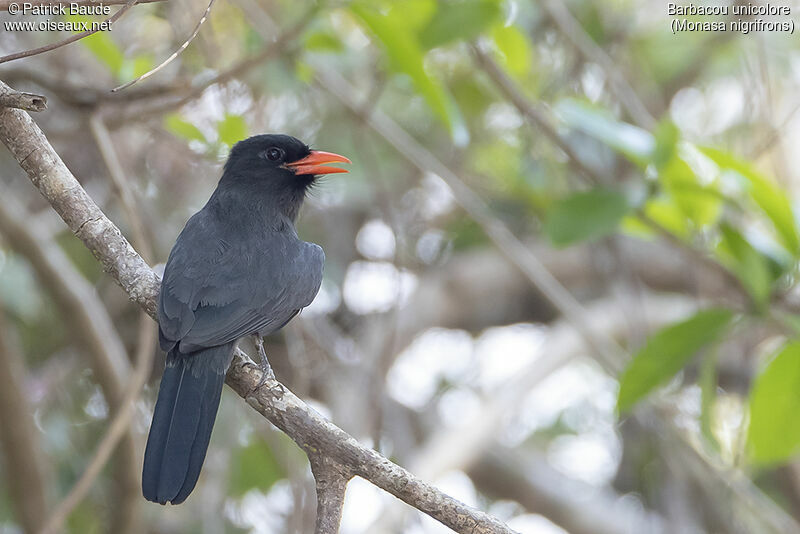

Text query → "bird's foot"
[250,334,276,394]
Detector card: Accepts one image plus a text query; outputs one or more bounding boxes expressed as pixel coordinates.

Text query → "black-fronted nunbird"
[143,134,350,505]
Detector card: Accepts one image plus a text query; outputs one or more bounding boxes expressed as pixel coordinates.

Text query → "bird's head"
[223,134,350,191]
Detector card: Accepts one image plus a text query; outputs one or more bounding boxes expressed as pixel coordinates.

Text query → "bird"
[142,134,350,505]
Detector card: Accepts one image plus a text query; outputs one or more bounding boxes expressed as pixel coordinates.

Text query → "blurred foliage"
[228,438,284,497]
[748,342,800,465]
[618,309,735,413]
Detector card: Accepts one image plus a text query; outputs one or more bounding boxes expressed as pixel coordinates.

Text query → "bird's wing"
[158,214,324,352]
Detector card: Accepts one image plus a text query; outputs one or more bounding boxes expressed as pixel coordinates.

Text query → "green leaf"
[702,147,800,256]
[642,198,690,239]
[351,3,468,144]
[544,188,630,247]
[748,342,800,465]
[659,155,722,228]
[164,114,206,144]
[716,224,773,308]
[295,60,314,83]
[229,439,284,496]
[652,119,680,170]
[217,113,248,147]
[304,30,344,52]
[617,308,735,412]
[389,0,437,32]
[491,24,533,79]
[418,0,501,49]
[555,99,655,166]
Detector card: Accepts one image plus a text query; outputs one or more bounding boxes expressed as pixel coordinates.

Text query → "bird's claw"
[249,333,280,397]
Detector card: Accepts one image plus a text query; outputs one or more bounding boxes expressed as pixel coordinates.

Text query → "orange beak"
[286,150,351,176]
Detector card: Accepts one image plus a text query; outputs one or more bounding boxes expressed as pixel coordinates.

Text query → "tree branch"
[0,0,141,65]
[0,81,161,317]
[112,0,217,92]
[0,308,50,534]
[0,78,517,534]
[0,85,47,112]
[308,455,350,534]
[470,46,747,304]
[538,0,656,129]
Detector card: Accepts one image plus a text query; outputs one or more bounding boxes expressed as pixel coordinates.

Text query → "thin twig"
[107,6,317,125]
[539,0,656,129]
[0,0,140,65]
[470,45,603,185]
[89,113,152,260]
[39,314,156,534]
[112,0,218,92]
[0,87,47,112]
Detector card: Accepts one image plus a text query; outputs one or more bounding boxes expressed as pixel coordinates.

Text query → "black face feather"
[215,134,316,222]
[224,134,312,184]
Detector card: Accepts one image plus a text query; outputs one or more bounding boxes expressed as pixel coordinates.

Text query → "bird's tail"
[142,342,234,504]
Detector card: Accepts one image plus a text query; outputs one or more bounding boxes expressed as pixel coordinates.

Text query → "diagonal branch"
[0,78,517,534]
[538,0,656,129]
[0,0,141,65]
[112,0,218,92]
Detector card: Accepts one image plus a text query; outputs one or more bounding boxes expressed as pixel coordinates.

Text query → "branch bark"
[308,455,350,534]
[0,86,46,112]
[0,78,517,534]
[0,309,50,534]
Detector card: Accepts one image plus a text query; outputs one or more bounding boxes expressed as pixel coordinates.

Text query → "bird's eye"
[265,147,284,162]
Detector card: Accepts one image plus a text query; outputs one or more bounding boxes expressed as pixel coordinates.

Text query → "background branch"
[0,0,141,65]
[0,308,49,534]
[39,313,156,534]
[0,195,142,534]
